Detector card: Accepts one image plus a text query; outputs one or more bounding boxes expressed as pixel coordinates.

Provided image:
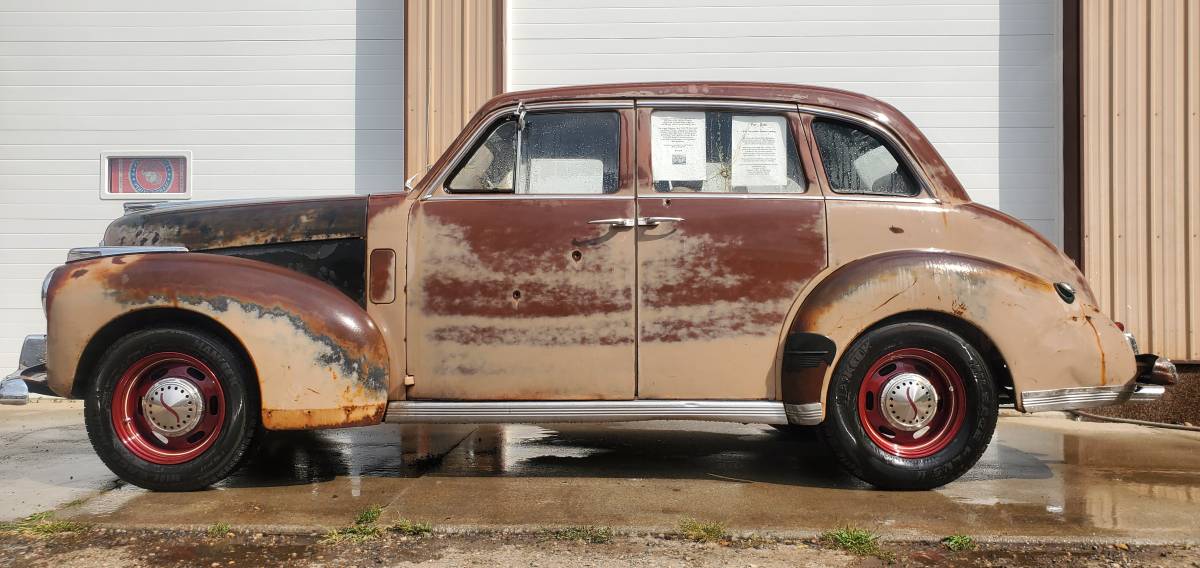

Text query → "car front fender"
[782,250,1137,413]
[46,252,389,430]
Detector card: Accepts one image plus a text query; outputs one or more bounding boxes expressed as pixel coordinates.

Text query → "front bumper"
[1,334,48,405]
[1020,352,1178,413]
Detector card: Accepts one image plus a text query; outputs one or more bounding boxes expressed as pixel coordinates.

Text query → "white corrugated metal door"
[508,0,1062,241]
[0,1,404,363]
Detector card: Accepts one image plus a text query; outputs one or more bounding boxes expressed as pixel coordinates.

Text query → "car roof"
[447,82,970,203]
[483,82,899,122]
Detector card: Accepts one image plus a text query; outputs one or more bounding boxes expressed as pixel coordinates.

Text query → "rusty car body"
[4,82,1176,490]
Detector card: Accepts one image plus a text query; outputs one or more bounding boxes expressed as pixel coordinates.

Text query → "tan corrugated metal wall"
[1082,0,1200,361]
[405,0,505,180]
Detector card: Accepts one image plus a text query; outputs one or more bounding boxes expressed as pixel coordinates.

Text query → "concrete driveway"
[4,400,1200,543]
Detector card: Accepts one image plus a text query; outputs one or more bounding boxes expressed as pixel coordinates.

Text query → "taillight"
[1114,321,1125,332]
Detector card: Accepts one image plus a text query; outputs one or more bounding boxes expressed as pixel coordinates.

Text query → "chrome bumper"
[1021,382,1165,413]
[2,334,48,405]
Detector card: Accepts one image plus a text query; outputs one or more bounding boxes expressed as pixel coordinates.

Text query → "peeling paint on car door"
[634,107,829,399]
[406,108,638,400]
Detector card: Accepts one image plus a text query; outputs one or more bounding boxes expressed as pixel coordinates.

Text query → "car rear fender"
[780,250,1136,414]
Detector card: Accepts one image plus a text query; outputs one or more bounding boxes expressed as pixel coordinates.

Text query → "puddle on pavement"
[68,417,1200,539]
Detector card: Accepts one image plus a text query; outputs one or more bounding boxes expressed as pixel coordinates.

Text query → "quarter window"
[811,120,919,196]
[447,111,620,195]
[650,110,805,193]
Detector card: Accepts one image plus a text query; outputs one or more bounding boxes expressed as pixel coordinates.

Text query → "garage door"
[0,1,404,364]
[507,0,1062,243]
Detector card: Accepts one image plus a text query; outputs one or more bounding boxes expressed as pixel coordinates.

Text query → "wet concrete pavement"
[4,401,1200,542]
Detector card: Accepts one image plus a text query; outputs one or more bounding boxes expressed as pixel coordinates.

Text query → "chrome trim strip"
[66,245,188,263]
[524,100,635,111]
[637,99,797,112]
[425,194,630,202]
[637,192,821,200]
[3,334,47,406]
[15,334,46,370]
[824,195,938,204]
[384,400,790,425]
[123,201,169,214]
[0,377,28,405]
[1021,383,1165,413]
[783,402,824,425]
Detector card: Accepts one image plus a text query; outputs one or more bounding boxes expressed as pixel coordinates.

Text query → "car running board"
[384,400,823,426]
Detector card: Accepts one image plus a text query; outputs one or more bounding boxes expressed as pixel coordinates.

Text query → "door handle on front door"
[637,217,685,227]
[588,218,637,228]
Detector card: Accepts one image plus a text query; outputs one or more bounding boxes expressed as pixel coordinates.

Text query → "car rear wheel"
[84,326,258,491]
[820,321,997,490]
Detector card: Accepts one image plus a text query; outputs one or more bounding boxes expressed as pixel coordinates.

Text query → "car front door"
[635,102,829,399]
[407,104,638,400]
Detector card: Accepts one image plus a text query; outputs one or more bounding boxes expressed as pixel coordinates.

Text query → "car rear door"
[406,103,638,400]
[634,101,829,399]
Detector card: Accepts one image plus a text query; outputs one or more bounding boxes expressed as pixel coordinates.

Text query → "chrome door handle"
[588,218,636,228]
[637,216,685,227]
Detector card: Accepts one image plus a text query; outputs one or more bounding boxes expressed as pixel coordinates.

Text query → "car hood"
[101,195,369,251]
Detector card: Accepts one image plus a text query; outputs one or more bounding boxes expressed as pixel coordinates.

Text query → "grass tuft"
[547,526,614,544]
[0,512,85,537]
[823,526,881,556]
[322,505,384,544]
[322,505,432,544]
[206,522,232,539]
[942,534,976,552]
[388,519,433,537]
[678,518,728,543]
[354,504,383,526]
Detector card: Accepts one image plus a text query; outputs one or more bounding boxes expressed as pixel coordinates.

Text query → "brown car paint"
[45,82,1140,428]
[405,196,638,400]
[365,192,412,401]
[45,253,389,430]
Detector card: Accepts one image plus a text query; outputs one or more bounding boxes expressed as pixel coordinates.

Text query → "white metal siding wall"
[0,1,404,363]
[508,0,1062,242]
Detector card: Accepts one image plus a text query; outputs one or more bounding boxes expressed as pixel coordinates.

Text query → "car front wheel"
[84,326,258,491]
[820,321,997,490]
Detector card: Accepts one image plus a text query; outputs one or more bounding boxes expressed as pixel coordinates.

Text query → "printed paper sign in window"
[526,158,604,194]
[731,115,786,187]
[651,111,706,181]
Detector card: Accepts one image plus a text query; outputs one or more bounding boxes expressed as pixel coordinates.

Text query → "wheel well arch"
[859,310,1016,406]
[70,307,257,400]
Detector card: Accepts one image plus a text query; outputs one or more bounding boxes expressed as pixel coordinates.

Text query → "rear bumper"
[1020,352,1177,413]
[1,334,48,405]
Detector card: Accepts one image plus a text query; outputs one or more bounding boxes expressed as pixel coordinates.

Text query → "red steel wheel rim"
[856,348,966,459]
[110,352,226,465]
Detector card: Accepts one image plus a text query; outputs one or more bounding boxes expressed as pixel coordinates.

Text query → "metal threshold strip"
[1020,383,1165,413]
[384,400,822,425]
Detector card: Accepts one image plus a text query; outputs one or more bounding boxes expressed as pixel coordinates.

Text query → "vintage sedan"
[2,82,1177,491]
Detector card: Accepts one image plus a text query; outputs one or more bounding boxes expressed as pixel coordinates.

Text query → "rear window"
[811,120,919,197]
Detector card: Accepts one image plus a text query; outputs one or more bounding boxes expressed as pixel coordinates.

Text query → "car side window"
[448,118,518,193]
[811,119,920,197]
[447,111,620,195]
[650,110,805,194]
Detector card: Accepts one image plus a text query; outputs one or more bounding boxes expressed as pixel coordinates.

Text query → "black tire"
[84,326,258,491]
[820,322,997,490]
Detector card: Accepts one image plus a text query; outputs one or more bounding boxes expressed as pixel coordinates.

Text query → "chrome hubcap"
[140,377,204,437]
[880,372,939,432]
